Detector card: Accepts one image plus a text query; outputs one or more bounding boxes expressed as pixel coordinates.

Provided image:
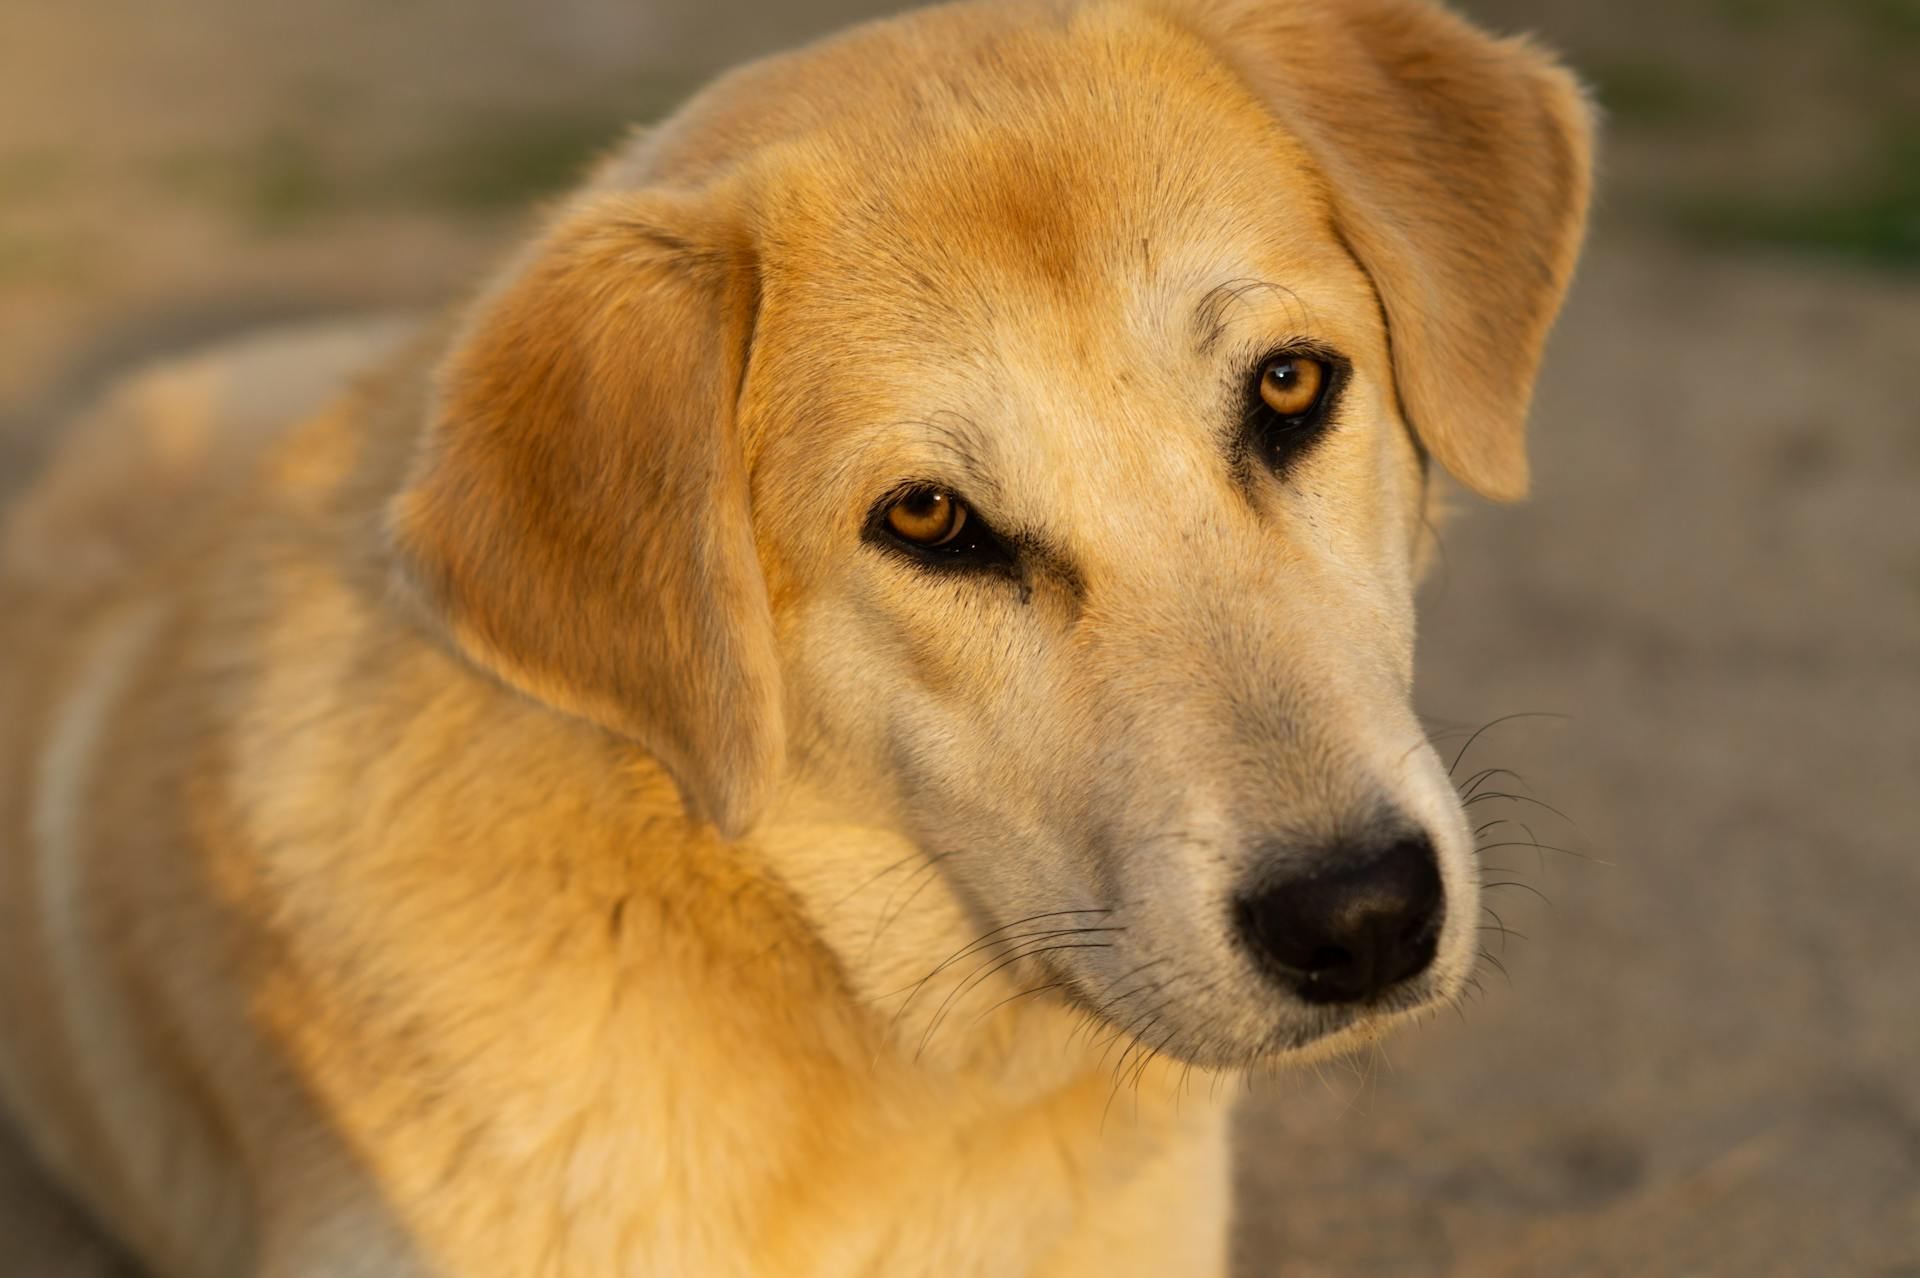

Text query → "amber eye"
[1258,355,1328,418]
[884,488,968,546]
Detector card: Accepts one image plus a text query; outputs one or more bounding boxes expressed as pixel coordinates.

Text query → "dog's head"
[390,0,1592,1066]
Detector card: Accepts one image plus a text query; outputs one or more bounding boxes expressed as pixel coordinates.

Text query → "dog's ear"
[1184,0,1594,500]
[388,191,780,837]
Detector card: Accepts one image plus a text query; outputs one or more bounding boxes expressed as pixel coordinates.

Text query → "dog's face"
[749,73,1465,1062]
[392,1,1592,1066]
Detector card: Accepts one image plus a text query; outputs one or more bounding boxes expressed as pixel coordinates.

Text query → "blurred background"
[2,0,1915,1273]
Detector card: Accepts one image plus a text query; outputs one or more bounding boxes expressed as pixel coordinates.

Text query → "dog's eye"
[869,486,1015,573]
[885,489,967,546]
[1258,355,1328,419]
[1248,351,1340,473]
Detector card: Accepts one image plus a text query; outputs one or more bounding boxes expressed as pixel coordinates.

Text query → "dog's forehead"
[758,42,1338,318]
[727,8,1393,523]
[743,50,1369,446]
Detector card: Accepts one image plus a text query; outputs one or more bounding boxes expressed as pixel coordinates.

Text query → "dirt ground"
[2,0,1915,1274]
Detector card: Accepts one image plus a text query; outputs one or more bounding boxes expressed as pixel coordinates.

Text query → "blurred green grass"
[1717,0,1920,39]
[1678,129,1920,267]
[1569,0,1920,269]
[1584,58,1724,129]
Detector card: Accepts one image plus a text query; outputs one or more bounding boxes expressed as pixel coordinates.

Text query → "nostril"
[1305,945,1351,973]
[1234,832,1445,1005]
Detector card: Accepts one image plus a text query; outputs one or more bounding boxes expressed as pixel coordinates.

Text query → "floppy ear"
[1184,0,1595,500]
[388,191,781,837]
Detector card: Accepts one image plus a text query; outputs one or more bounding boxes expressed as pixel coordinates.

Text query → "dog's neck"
[228,670,1221,1272]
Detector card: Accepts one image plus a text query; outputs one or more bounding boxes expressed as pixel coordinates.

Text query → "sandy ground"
[2,0,1916,1273]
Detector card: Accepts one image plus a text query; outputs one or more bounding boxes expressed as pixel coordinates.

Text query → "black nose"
[1235,833,1444,1004]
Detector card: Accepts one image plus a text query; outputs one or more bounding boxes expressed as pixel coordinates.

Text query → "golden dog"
[0,0,1592,1272]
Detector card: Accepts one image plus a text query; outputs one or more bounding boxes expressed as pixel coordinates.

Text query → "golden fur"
[0,1,1591,1273]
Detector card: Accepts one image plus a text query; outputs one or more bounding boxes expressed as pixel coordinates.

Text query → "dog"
[0,0,1592,1272]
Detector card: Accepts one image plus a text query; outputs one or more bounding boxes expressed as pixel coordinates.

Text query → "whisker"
[966,979,1070,1029]
[1463,791,1575,824]
[883,907,1111,1012]
[1065,961,1171,1055]
[1459,766,1529,799]
[1481,879,1555,908]
[860,851,958,957]
[1447,711,1569,776]
[915,938,1116,1059]
[1103,1007,1170,1128]
[1131,1022,1179,1101]
[826,849,924,913]
[1476,838,1606,866]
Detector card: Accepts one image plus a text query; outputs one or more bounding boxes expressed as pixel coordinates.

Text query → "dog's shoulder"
[2,315,423,603]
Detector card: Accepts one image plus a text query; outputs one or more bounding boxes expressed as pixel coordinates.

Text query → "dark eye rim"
[1244,345,1350,474]
[863,483,1018,575]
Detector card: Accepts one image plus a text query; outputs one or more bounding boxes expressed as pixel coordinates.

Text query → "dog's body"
[1,331,1232,1278]
[0,1,1591,1274]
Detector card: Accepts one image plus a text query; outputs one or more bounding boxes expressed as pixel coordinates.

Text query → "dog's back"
[0,317,417,1272]
[4,319,417,604]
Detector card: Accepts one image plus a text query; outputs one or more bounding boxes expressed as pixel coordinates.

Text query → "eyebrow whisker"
[1193,277,1312,354]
